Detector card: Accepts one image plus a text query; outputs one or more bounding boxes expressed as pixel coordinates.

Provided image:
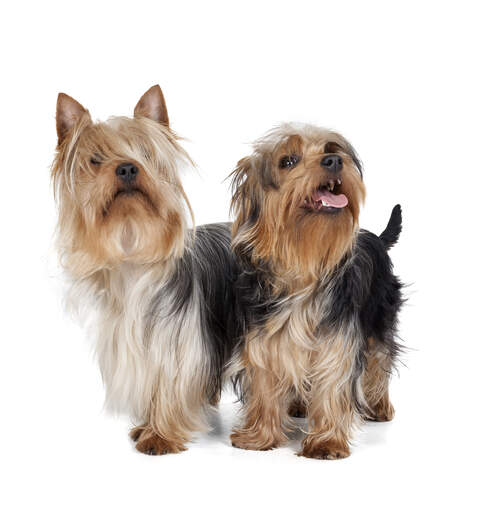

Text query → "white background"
[1,1,503,511]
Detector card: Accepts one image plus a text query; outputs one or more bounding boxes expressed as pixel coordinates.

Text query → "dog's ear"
[134,85,169,127]
[56,93,89,145]
[230,156,264,233]
[345,141,363,178]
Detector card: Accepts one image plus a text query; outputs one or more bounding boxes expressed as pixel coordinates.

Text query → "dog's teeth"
[328,180,335,191]
[336,178,342,186]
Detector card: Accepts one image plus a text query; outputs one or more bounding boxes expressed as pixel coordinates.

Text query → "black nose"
[115,163,139,183]
[321,155,343,173]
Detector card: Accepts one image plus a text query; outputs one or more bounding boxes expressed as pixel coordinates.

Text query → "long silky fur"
[65,223,238,438]
[52,101,239,449]
[229,123,404,456]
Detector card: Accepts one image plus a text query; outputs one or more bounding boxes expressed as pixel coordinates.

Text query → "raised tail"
[379,204,402,249]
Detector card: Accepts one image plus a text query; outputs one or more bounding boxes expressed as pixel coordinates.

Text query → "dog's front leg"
[129,397,190,455]
[130,369,210,455]
[300,384,354,459]
[300,333,361,460]
[230,363,290,451]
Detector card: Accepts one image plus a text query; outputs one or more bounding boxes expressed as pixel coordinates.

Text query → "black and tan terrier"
[229,123,404,459]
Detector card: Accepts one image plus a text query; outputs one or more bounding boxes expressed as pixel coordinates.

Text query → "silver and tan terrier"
[52,85,238,455]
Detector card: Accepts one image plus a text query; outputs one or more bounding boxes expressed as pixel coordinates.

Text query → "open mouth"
[303,178,348,213]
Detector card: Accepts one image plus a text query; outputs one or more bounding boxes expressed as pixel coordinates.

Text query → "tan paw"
[134,430,187,455]
[299,438,350,460]
[368,399,395,422]
[230,429,284,451]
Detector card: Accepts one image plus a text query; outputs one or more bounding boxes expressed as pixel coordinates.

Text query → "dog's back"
[191,222,240,397]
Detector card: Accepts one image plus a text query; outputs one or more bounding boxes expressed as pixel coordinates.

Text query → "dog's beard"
[103,209,183,265]
[282,209,357,279]
[58,203,184,278]
[120,220,136,255]
[109,216,151,258]
[103,192,159,256]
[237,183,359,281]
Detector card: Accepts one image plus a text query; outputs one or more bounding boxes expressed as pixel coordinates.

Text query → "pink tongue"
[312,189,348,208]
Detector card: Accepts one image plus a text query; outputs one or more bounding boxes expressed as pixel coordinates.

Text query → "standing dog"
[229,123,403,459]
[52,85,238,454]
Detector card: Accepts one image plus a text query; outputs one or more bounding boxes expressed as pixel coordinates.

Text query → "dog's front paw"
[299,437,350,460]
[133,429,187,455]
[230,428,284,451]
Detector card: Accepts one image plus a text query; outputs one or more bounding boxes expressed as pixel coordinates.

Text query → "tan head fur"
[52,85,193,277]
[230,123,366,283]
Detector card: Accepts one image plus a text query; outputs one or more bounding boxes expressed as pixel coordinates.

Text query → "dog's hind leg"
[362,343,395,422]
[288,397,307,418]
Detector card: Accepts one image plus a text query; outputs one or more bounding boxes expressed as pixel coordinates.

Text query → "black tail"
[379,204,402,249]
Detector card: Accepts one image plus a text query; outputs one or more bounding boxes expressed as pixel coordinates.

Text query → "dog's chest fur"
[245,281,354,391]
[233,255,369,405]
[81,262,209,420]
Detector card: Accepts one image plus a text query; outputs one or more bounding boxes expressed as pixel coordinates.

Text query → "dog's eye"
[90,154,103,166]
[279,154,300,169]
[324,142,342,154]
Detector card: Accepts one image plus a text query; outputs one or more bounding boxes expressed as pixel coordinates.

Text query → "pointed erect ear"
[56,93,89,145]
[134,85,169,127]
